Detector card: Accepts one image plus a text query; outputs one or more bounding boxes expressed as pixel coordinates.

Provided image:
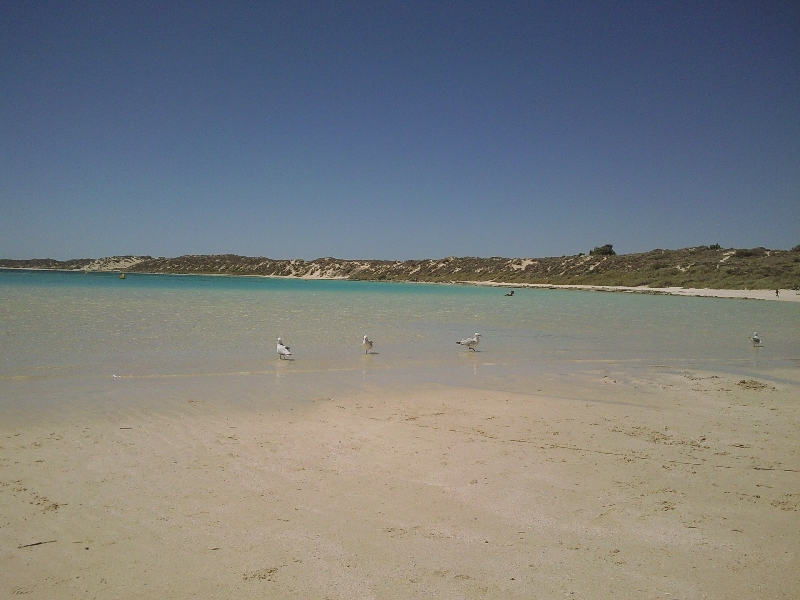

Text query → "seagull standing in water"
[456,333,481,351]
[362,335,374,354]
[277,337,292,359]
[750,332,761,346]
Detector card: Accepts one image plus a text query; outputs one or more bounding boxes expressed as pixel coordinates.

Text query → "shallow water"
[1,269,798,413]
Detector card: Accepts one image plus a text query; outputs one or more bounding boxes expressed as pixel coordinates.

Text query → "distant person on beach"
[776,289,780,297]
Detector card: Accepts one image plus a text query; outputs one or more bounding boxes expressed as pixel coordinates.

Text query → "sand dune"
[3,245,799,291]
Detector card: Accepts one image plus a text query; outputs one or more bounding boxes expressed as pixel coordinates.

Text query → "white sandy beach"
[462,282,800,302]
[1,369,798,599]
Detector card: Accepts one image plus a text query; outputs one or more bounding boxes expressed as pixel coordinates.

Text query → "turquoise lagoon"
[1,269,798,414]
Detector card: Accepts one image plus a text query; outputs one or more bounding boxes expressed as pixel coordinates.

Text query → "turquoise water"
[1,269,799,409]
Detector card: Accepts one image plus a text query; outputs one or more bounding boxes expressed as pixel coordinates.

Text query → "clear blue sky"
[2,1,798,260]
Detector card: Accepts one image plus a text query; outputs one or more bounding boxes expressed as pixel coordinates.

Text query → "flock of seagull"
[278,330,763,359]
[276,332,482,360]
[279,330,764,358]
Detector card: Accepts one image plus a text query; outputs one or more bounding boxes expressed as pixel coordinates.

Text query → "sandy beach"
[2,368,798,599]
[462,282,800,303]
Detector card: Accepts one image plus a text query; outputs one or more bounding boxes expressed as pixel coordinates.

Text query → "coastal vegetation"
[589,244,616,256]
[2,246,799,290]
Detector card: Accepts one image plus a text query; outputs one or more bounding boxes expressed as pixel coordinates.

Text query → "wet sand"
[1,368,798,599]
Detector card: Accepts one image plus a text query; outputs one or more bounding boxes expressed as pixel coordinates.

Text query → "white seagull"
[362,335,374,354]
[277,337,292,359]
[750,332,761,346]
[456,333,482,351]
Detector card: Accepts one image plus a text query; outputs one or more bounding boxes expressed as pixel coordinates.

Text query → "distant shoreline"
[3,246,798,289]
[3,266,798,302]
[457,280,800,302]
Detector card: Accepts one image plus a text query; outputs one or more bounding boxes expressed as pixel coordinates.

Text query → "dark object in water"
[18,540,57,549]
[505,290,514,296]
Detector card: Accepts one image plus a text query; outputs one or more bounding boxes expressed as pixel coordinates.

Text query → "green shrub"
[709,244,721,250]
[589,244,616,256]
[734,248,764,258]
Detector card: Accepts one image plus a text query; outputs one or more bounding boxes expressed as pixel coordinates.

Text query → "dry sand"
[464,282,800,303]
[1,370,798,599]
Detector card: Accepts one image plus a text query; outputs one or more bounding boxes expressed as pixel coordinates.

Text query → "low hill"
[2,246,799,289]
